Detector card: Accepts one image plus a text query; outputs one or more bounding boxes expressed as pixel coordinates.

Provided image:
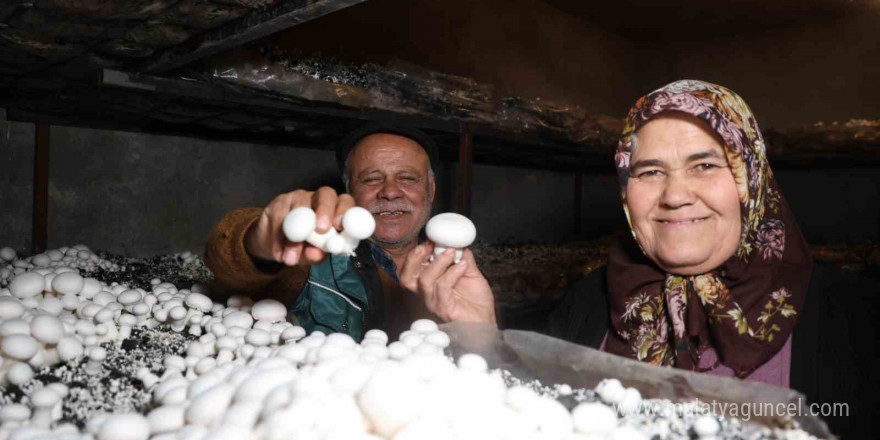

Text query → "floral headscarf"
[605,80,813,377]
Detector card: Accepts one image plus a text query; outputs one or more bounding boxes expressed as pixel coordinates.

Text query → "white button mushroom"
[0,297,25,319]
[572,402,619,435]
[29,314,65,345]
[0,247,17,262]
[282,206,375,256]
[250,299,286,323]
[2,334,39,361]
[596,378,626,405]
[9,272,45,299]
[693,415,721,437]
[30,387,62,427]
[97,413,151,440]
[84,346,106,375]
[425,213,477,263]
[51,272,84,296]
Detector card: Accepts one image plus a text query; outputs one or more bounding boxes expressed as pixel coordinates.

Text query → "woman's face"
[625,113,742,275]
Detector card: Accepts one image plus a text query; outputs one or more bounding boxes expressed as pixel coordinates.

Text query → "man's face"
[347,133,435,250]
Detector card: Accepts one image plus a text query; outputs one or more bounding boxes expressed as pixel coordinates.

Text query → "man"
[205,123,495,340]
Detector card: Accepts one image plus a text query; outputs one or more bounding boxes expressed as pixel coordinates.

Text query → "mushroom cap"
[30,387,61,407]
[9,272,45,299]
[97,413,151,440]
[117,314,138,326]
[52,272,85,296]
[425,213,477,248]
[250,299,286,323]
[185,293,213,313]
[1,334,39,360]
[0,297,25,319]
[30,314,65,344]
[0,403,30,422]
[57,336,84,361]
[342,206,376,240]
[117,289,142,306]
[0,246,16,262]
[571,402,618,435]
[282,207,317,243]
[245,329,271,347]
[223,311,254,329]
[168,306,187,320]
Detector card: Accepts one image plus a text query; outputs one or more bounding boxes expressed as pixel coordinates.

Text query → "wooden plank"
[32,122,49,254]
[457,123,474,217]
[573,172,583,237]
[140,0,369,74]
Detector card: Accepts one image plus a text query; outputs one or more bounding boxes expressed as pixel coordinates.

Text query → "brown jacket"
[204,208,437,337]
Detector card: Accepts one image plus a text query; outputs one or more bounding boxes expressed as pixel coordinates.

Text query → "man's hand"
[399,243,496,324]
[245,187,355,266]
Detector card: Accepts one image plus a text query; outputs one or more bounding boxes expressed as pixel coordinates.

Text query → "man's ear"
[429,175,436,203]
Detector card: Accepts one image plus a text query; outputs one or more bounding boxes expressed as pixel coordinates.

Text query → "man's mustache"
[369,203,413,214]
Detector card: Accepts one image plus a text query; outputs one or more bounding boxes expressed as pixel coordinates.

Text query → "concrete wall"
[0,119,35,254]
[635,15,880,129]
[2,120,878,257]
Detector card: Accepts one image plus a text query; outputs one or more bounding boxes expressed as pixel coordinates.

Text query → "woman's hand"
[245,187,355,266]
[399,242,497,324]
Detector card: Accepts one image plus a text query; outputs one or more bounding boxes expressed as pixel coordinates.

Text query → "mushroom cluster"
[282,206,376,256]
[0,244,819,440]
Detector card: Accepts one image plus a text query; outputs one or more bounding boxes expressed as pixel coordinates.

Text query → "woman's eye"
[695,163,721,172]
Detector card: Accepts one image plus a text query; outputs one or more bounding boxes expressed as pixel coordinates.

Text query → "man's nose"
[659,173,696,209]
[378,179,404,200]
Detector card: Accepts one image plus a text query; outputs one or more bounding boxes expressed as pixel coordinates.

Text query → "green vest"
[289,254,369,341]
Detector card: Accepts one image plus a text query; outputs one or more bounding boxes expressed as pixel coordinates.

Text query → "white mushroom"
[30,387,62,427]
[425,213,477,263]
[2,334,39,361]
[7,361,34,386]
[9,272,45,299]
[96,413,151,440]
[117,314,138,340]
[326,206,376,256]
[250,299,286,323]
[282,206,375,256]
[572,402,619,435]
[84,346,107,375]
[0,246,16,262]
[51,272,84,296]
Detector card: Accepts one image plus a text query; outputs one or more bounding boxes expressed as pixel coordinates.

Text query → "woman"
[545,80,878,437]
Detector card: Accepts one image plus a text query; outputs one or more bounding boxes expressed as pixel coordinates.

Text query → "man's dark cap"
[335,123,439,172]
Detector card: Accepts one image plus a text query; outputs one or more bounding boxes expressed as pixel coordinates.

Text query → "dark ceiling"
[545,0,872,40]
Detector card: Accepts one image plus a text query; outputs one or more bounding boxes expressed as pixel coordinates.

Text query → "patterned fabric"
[605,80,813,377]
[369,241,400,282]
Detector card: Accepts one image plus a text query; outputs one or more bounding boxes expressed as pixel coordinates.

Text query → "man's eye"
[635,170,663,179]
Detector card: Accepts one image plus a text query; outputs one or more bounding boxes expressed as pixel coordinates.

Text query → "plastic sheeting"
[441,322,833,439]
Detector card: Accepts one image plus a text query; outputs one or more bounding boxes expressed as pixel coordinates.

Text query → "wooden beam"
[32,122,49,254]
[573,172,583,237]
[457,123,474,217]
[140,0,369,74]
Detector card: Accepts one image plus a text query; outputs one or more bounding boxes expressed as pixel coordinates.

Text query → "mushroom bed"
[0,245,820,440]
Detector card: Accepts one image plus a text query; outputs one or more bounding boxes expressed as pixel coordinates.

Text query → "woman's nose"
[659,173,696,208]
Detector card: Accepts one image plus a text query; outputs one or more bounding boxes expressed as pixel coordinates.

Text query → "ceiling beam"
[139,0,368,74]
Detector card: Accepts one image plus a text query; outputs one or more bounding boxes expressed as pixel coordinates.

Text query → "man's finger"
[417,247,456,287]
[333,194,356,230]
[312,187,338,233]
[436,258,468,291]
[458,248,483,276]
[399,244,429,292]
[301,245,328,265]
[281,243,303,266]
